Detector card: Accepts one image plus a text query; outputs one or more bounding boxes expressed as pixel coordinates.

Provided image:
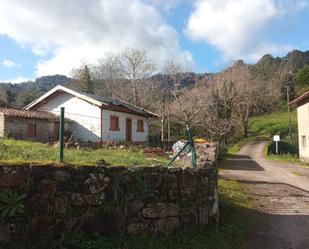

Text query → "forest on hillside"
[1,49,309,142]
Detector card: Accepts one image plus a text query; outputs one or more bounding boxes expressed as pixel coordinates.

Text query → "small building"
[24,85,157,143]
[0,108,72,142]
[290,91,309,161]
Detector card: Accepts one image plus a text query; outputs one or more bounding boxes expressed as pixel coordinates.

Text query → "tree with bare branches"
[116,48,155,106]
[200,78,236,141]
[162,61,205,131]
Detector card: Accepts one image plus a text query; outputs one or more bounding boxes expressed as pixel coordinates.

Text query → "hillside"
[0,75,71,107]
[0,49,309,109]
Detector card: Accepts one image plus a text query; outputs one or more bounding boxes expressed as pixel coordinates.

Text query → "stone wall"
[0,143,219,244]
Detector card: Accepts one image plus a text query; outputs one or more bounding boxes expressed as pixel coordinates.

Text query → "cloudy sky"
[0,0,308,82]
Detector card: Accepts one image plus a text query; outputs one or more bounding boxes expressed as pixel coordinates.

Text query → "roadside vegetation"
[220,110,298,156]
[249,111,309,166]
[220,110,309,168]
[6,179,253,249]
[0,139,168,166]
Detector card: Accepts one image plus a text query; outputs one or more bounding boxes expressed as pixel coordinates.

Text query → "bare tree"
[162,61,205,131]
[200,78,236,141]
[218,61,259,137]
[116,48,155,106]
[92,56,128,100]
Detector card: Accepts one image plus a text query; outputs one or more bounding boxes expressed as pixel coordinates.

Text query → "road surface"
[220,142,309,249]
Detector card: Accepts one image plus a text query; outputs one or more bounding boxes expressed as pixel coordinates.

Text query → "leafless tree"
[162,61,205,131]
[200,78,236,141]
[116,48,155,106]
[213,61,258,137]
[92,56,128,100]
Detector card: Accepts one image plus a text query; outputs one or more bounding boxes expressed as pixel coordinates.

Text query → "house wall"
[102,109,149,142]
[297,103,309,161]
[37,92,102,142]
[2,117,60,143]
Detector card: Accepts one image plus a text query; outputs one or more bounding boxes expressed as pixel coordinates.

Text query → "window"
[302,135,306,148]
[137,119,144,132]
[110,115,119,131]
[27,123,37,138]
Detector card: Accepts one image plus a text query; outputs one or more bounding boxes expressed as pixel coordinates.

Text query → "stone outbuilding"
[0,108,72,143]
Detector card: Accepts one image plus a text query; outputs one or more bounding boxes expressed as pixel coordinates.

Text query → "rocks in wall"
[0,142,219,245]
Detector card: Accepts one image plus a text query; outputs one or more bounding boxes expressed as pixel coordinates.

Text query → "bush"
[267,141,298,155]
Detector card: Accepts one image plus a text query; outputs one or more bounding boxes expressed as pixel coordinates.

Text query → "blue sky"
[0,0,309,83]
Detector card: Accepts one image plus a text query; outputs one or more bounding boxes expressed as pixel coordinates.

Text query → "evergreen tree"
[72,65,94,93]
[294,65,309,95]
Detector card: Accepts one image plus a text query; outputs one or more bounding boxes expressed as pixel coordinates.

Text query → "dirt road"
[220,142,309,249]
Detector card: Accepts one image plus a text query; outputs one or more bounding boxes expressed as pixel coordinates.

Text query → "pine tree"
[78,65,94,93]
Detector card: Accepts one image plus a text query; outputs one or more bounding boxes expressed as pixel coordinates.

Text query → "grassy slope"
[224,111,309,166]
[222,111,298,156]
[0,139,168,166]
[249,111,309,166]
[7,179,253,249]
[249,111,297,141]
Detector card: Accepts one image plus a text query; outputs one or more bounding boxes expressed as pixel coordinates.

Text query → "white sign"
[273,135,280,142]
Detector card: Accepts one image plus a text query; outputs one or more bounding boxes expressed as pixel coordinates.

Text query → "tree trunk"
[161,99,165,142]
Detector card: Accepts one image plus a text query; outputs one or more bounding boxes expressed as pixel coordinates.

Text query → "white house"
[290,91,309,161]
[24,85,158,143]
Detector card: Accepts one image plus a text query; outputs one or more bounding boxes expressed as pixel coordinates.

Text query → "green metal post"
[186,130,197,167]
[59,107,65,163]
[167,141,190,167]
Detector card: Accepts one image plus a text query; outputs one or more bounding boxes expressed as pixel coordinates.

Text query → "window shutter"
[27,123,37,137]
[110,115,120,131]
[137,119,144,132]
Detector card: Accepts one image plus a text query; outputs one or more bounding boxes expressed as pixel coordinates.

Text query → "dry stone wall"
[0,143,219,245]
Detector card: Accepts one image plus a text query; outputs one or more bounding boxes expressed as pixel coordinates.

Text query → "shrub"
[267,141,298,155]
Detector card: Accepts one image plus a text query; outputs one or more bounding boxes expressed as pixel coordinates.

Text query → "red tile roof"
[289,91,309,106]
[0,108,71,121]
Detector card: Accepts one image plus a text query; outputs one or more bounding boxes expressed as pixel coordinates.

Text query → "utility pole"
[286,85,292,144]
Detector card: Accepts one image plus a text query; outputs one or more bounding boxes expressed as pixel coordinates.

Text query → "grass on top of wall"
[5,179,253,249]
[0,139,168,166]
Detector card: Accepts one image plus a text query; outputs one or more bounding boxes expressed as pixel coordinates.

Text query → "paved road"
[220,142,309,249]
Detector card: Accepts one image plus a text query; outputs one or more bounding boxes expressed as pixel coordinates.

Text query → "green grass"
[291,171,306,177]
[267,153,309,167]
[0,139,168,166]
[248,111,297,138]
[220,111,298,157]
[6,179,253,249]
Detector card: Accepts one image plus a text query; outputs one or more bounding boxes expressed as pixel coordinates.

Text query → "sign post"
[273,135,280,154]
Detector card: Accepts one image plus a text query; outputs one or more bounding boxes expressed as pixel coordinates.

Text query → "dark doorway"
[54,122,60,142]
[126,118,132,143]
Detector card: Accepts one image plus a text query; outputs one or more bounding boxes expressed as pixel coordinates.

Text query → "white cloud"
[185,0,307,61]
[0,76,31,83]
[0,0,193,76]
[2,59,19,68]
